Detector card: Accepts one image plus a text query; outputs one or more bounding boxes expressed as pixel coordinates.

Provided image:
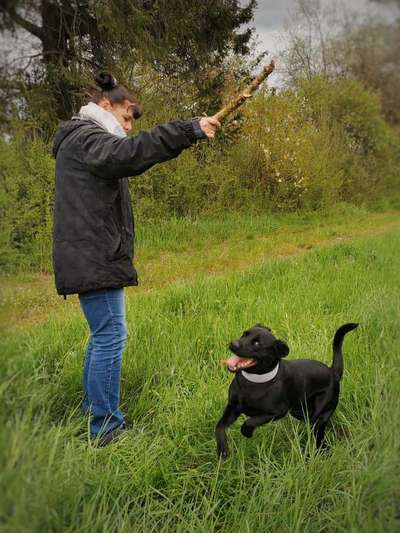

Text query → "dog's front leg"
[241,414,276,438]
[216,404,240,459]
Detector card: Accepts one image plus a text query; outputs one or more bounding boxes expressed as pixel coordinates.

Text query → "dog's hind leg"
[310,384,339,422]
[310,390,339,448]
[313,409,336,449]
[216,404,240,459]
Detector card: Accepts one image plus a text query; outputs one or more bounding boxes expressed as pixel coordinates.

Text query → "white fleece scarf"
[77,102,126,137]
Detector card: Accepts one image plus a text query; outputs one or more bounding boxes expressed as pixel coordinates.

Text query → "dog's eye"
[253,340,260,348]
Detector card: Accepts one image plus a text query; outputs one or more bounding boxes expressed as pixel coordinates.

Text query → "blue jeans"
[79,288,127,437]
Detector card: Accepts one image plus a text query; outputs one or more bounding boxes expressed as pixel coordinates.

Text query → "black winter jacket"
[52,118,200,295]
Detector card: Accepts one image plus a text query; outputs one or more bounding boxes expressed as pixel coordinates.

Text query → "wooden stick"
[213,60,275,122]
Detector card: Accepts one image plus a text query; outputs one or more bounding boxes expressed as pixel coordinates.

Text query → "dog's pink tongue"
[223,355,243,371]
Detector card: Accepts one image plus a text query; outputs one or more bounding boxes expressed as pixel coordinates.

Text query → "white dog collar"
[241,362,280,383]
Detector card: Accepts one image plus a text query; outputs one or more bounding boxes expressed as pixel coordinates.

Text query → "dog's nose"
[229,341,240,351]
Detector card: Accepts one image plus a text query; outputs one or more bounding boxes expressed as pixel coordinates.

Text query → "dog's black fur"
[216,323,358,458]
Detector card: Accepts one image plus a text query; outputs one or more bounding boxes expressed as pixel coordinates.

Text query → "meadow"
[1,209,399,532]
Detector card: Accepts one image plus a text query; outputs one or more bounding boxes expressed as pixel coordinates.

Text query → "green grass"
[2,201,397,275]
[1,204,399,331]
[1,228,399,532]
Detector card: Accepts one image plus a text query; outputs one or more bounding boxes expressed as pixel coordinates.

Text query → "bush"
[0,134,55,272]
[1,76,399,272]
[230,76,400,210]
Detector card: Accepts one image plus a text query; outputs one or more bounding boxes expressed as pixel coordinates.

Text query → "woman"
[52,73,220,446]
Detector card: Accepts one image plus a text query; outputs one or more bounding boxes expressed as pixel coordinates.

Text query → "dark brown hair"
[91,72,142,119]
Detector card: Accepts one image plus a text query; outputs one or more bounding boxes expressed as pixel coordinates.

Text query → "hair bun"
[95,72,118,91]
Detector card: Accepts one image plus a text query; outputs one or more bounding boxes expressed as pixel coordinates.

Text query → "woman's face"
[99,98,135,133]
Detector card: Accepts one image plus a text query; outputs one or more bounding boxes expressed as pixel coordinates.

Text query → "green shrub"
[0,135,55,272]
[1,76,399,272]
[231,76,400,210]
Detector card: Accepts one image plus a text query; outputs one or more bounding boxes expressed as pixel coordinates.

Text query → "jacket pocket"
[104,209,125,261]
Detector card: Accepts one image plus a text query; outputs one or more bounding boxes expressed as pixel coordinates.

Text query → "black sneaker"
[94,426,127,448]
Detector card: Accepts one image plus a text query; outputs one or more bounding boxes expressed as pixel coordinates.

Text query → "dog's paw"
[241,423,254,438]
[217,446,229,459]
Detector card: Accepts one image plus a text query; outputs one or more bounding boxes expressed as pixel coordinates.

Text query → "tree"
[280,0,400,124]
[333,20,400,123]
[0,0,257,133]
[0,0,109,121]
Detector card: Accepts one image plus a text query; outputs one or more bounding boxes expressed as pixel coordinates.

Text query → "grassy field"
[1,209,399,532]
[1,204,399,331]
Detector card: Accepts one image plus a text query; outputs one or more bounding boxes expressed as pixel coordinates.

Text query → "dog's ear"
[255,323,272,332]
[274,339,289,358]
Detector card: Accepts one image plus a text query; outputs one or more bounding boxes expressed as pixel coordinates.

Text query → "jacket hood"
[52,119,89,158]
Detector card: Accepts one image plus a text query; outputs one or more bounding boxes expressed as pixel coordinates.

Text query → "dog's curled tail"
[331,323,359,381]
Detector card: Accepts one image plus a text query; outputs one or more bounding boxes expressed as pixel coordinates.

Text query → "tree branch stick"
[214,60,275,122]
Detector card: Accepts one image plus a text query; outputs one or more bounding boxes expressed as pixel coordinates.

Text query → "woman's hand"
[199,116,221,138]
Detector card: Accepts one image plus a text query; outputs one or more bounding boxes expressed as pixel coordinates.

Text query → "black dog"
[216,323,358,458]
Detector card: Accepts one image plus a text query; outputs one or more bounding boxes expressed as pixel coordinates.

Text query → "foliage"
[1,76,399,273]
[234,76,400,210]
[332,20,400,125]
[281,0,400,125]
[0,132,54,271]
[0,0,257,134]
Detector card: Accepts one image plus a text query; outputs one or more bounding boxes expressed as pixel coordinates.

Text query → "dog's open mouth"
[223,354,257,372]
